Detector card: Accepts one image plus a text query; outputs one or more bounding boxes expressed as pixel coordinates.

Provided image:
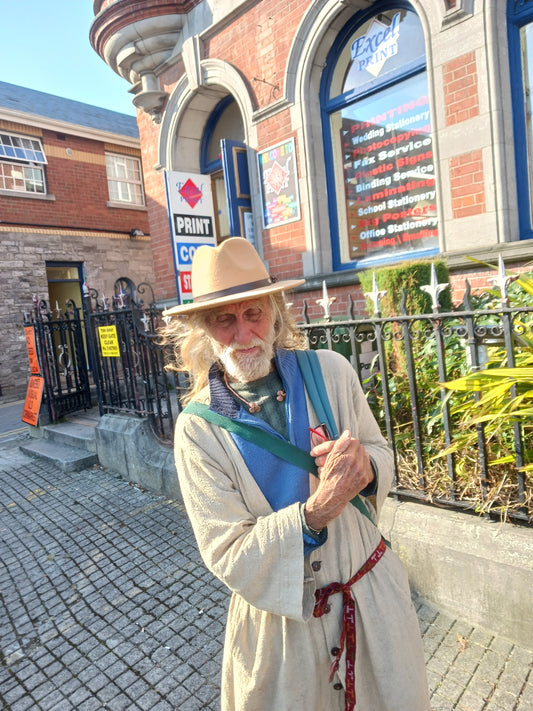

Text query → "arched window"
[508,0,533,240]
[321,2,439,271]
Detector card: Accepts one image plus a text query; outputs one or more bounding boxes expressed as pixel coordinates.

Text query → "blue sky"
[2,1,136,116]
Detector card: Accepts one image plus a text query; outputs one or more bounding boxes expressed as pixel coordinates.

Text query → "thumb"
[333,429,352,451]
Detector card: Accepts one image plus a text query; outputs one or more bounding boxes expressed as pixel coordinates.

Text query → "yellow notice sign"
[22,375,45,426]
[98,325,120,357]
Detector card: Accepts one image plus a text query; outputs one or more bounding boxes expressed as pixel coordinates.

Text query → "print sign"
[165,171,216,304]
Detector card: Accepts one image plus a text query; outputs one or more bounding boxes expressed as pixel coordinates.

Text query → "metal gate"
[23,296,92,422]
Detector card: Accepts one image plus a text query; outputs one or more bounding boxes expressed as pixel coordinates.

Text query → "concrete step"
[41,421,97,453]
[20,438,99,473]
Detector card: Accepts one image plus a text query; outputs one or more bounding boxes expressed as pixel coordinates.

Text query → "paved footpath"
[1,433,532,711]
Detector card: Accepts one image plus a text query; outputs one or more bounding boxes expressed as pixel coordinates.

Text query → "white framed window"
[105,152,145,207]
[0,132,47,194]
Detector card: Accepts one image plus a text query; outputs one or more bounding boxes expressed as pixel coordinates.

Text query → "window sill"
[107,201,147,211]
[0,190,56,201]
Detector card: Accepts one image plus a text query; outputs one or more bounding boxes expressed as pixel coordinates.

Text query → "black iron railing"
[25,276,532,524]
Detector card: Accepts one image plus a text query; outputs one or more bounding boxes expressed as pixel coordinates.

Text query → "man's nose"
[233,317,255,344]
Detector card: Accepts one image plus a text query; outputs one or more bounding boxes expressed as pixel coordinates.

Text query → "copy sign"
[177,242,208,267]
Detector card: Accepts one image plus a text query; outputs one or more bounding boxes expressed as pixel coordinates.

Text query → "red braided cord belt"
[313,537,387,711]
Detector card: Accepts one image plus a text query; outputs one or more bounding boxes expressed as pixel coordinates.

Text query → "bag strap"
[184,401,317,474]
[294,350,377,525]
[184,399,376,526]
[294,350,339,438]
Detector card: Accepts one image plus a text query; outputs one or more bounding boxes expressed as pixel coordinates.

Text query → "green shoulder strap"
[184,399,376,526]
[293,350,376,524]
[184,401,317,474]
[294,350,339,438]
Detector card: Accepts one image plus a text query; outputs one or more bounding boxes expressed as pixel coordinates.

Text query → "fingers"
[310,429,351,457]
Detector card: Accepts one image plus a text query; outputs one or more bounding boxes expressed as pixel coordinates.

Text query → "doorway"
[46,262,84,313]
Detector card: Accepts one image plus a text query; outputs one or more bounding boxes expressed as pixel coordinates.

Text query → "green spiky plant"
[435,270,533,518]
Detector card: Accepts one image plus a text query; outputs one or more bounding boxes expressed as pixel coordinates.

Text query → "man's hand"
[304,430,373,531]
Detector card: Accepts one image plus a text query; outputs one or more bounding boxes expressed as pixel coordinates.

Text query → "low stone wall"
[95,415,533,651]
[95,414,179,500]
[380,499,533,651]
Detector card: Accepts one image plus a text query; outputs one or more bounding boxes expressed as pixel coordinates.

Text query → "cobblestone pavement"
[1,435,532,711]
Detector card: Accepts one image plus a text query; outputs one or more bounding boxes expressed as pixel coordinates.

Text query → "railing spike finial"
[400,288,408,315]
[463,279,472,310]
[316,280,336,320]
[302,299,309,324]
[489,254,517,305]
[140,312,151,332]
[348,294,355,320]
[421,263,449,312]
[364,272,387,315]
[115,289,127,309]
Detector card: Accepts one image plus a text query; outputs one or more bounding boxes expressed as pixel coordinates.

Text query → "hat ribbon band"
[193,277,273,303]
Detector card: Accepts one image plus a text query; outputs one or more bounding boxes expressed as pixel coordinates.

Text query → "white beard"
[213,328,275,383]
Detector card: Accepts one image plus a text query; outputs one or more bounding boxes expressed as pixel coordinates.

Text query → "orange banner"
[22,376,45,426]
[24,326,40,375]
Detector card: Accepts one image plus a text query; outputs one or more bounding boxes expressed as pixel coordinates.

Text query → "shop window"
[0,132,47,194]
[105,152,145,207]
[508,0,533,240]
[321,3,439,271]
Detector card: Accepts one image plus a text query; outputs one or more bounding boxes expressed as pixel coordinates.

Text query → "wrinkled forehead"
[205,296,272,320]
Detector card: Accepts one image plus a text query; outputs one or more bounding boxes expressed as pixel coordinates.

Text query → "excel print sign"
[351,12,401,78]
[165,172,216,303]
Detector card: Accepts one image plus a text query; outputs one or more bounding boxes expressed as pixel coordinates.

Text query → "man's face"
[205,297,275,382]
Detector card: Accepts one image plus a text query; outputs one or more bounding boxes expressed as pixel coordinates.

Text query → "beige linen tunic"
[174,349,430,711]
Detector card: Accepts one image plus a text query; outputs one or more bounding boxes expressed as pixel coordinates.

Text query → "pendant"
[249,402,261,413]
[276,389,286,402]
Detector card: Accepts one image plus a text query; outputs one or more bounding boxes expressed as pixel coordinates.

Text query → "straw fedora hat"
[162,237,305,316]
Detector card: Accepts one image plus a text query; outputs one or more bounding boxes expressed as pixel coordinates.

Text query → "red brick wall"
[442,51,485,220]
[290,283,370,323]
[0,126,150,236]
[136,110,177,300]
[449,150,486,218]
[450,263,532,305]
[443,51,479,126]
[141,1,311,302]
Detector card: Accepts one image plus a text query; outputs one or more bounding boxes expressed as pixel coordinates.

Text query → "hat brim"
[162,278,305,317]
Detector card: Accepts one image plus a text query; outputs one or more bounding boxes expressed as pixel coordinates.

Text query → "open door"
[221,139,254,244]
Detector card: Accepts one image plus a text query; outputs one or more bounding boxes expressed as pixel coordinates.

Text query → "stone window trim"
[0,189,55,201]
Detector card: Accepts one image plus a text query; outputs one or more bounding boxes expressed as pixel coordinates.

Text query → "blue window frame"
[508,0,533,240]
[321,2,439,271]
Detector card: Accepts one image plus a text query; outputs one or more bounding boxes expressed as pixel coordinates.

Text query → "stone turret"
[90,0,200,122]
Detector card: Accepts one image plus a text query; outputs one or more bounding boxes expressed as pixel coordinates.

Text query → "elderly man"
[163,237,429,711]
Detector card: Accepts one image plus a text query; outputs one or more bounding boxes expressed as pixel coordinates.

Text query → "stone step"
[41,421,97,453]
[20,438,99,473]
